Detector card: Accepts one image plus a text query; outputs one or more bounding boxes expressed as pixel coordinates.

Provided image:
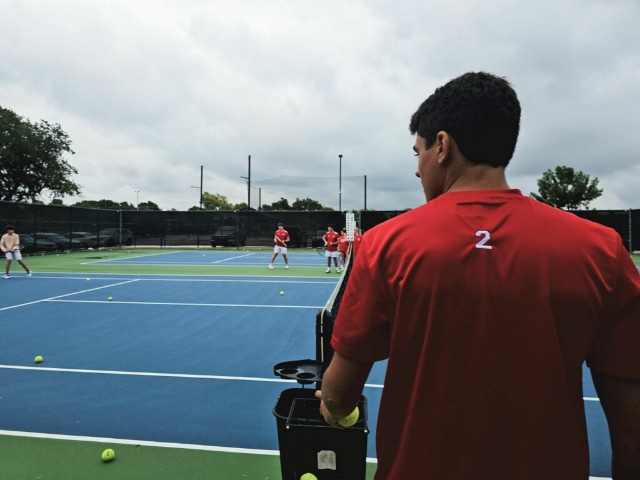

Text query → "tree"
[270,197,291,210]
[138,201,160,211]
[0,106,80,202]
[233,202,255,211]
[531,166,603,210]
[200,192,234,210]
[72,199,135,210]
[291,197,333,211]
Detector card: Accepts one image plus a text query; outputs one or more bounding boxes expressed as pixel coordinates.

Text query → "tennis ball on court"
[300,474,317,480]
[337,406,359,427]
[34,355,43,363]
[101,448,115,462]
[280,290,284,295]
[107,296,113,301]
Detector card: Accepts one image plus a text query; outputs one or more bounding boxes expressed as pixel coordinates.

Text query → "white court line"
[0,430,380,463]
[0,429,613,474]
[0,279,140,312]
[47,299,324,309]
[27,273,336,282]
[0,364,298,383]
[81,250,179,264]
[0,365,598,396]
[0,364,385,387]
[211,252,257,264]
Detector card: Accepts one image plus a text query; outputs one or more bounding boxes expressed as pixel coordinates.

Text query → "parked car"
[20,235,57,254]
[33,232,84,250]
[62,231,98,249]
[211,226,246,247]
[97,228,134,246]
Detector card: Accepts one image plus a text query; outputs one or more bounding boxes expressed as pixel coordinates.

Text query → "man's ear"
[435,131,451,165]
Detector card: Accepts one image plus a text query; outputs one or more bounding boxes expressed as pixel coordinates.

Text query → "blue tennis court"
[0,251,614,477]
[81,250,330,268]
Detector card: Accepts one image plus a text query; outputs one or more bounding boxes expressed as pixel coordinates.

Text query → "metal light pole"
[135,190,140,210]
[338,154,343,212]
[199,165,203,210]
[240,176,249,209]
[364,175,367,211]
[247,155,251,210]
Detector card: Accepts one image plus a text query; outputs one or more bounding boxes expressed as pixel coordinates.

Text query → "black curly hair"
[409,72,521,168]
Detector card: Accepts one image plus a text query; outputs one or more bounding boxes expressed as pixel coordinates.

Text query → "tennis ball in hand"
[101,448,115,462]
[300,474,318,480]
[34,355,43,363]
[337,406,359,427]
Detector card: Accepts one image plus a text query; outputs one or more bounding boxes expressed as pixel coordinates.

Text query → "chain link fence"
[1,201,638,254]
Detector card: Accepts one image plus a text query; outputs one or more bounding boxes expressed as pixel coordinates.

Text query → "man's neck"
[446,164,509,193]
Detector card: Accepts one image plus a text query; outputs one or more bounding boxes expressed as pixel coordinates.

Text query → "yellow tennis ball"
[280,290,284,295]
[107,297,113,301]
[34,355,43,364]
[101,448,115,462]
[86,278,90,281]
[300,474,317,480]
[337,406,359,427]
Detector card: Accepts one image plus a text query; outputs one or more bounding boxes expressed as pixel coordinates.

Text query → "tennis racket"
[315,245,326,257]
[11,245,21,252]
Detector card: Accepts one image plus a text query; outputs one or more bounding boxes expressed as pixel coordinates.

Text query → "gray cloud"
[1,0,638,211]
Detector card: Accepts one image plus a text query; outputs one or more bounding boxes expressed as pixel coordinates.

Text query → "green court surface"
[18,247,330,277]
[0,434,377,479]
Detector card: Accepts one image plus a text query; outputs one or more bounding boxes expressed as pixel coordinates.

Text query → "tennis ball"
[34,355,43,363]
[101,448,115,462]
[300,474,317,480]
[280,290,284,295]
[86,278,90,281]
[337,406,359,427]
[107,296,113,301]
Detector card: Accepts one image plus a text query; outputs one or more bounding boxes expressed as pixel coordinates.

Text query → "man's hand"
[315,390,345,429]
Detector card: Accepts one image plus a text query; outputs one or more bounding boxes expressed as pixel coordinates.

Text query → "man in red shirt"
[268,223,289,269]
[351,227,363,257]
[316,72,640,479]
[337,227,349,272]
[323,225,340,273]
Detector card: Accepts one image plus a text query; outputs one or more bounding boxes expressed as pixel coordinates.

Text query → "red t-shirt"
[352,233,363,256]
[331,189,640,479]
[274,229,289,247]
[338,235,349,253]
[323,230,339,252]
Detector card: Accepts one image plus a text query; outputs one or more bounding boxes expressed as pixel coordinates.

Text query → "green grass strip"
[0,434,377,479]
[22,247,330,277]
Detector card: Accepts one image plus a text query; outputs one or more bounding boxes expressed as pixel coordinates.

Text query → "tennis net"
[316,247,354,367]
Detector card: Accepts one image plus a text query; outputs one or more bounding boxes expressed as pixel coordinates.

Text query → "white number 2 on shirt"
[475,230,493,250]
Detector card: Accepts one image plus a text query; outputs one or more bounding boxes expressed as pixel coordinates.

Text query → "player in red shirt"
[322,225,340,273]
[268,223,289,269]
[351,227,363,257]
[337,227,349,272]
[316,72,640,479]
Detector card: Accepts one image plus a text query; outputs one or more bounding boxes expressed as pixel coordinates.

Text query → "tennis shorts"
[5,250,22,260]
[325,250,339,258]
[273,246,288,254]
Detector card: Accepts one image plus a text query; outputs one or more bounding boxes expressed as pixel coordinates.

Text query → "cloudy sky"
[1,0,638,212]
